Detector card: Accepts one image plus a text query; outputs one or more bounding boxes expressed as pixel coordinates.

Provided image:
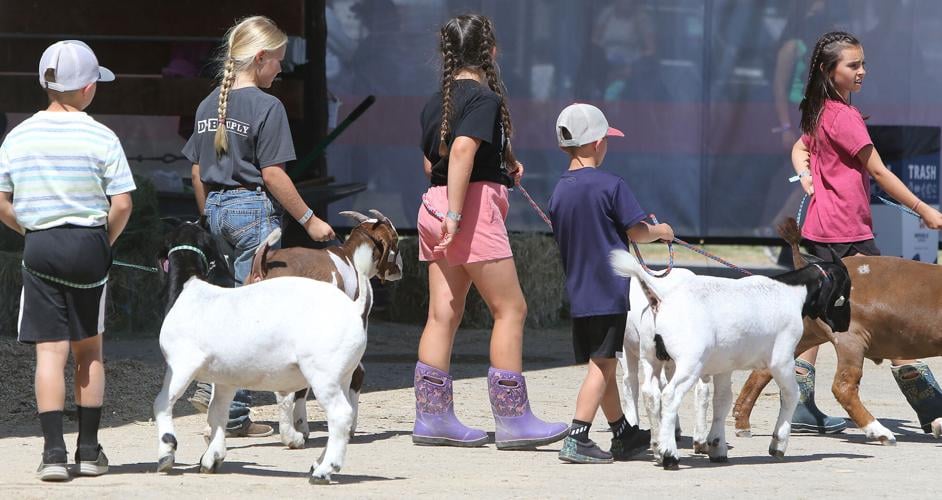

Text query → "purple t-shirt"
[548,167,646,317]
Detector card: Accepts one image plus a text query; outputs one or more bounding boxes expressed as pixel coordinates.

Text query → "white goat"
[154,275,369,484]
[611,249,851,469]
[618,266,714,454]
[250,211,402,448]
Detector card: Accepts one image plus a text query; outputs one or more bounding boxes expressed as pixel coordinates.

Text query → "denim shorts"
[204,188,281,284]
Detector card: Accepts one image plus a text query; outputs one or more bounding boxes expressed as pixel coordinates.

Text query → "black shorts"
[18,225,111,344]
[571,313,627,364]
[806,239,881,261]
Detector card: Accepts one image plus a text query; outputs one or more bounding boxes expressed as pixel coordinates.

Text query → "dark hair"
[437,14,517,168]
[798,31,861,136]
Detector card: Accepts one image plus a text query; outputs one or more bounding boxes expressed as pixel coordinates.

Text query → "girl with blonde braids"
[182,15,334,438]
[789,31,942,435]
[414,13,568,449]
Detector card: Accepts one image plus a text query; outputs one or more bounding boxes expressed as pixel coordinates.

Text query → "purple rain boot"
[488,367,569,450]
[412,361,488,447]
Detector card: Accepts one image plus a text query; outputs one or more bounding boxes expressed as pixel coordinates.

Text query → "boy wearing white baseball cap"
[0,40,133,481]
[548,103,673,463]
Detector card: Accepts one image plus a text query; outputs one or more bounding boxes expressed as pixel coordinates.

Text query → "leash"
[21,262,108,289]
[112,260,159,273]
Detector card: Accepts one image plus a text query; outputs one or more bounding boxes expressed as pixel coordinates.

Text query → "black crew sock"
[609,415,634,440]
[39,411,67,462]
[77,406,102,460]
[569,419,592,443]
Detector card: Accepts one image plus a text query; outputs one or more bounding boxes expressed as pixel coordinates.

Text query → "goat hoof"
[768,448,785,460]
[735,428,752,438]
[662,456,679,470]
[878,436,897,446]
[157,454,174,473]
[709,455,728,463]
[931,419,942,438]
[199,453,222,474]
[309,466,331,485]
[692,441,708,454]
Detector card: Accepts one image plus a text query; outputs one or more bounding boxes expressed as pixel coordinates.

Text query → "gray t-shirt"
[182,87,296,187]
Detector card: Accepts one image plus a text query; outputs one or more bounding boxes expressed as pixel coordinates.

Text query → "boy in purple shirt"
[549,104,673,463]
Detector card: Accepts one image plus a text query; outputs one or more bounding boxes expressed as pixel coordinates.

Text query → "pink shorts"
[418,181,513,266]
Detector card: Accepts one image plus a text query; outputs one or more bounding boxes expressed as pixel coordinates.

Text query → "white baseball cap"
[556,103,624,147]
[38,40,115,92]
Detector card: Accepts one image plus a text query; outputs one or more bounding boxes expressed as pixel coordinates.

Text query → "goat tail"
[610,249,663,307]
[777,217,807,269]
[248,228,282,283]
[256,228,282,255]
[653,334,673,361]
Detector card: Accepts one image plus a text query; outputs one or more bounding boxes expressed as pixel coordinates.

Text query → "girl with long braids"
[414,14,568,449]
[182,16,335,438]
[789,31,942,436]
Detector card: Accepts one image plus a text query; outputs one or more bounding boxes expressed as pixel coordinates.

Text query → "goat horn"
[368,209,389,222]
[338,210,371,223]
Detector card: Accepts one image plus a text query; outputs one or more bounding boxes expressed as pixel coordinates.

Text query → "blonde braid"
[213,56,236,157]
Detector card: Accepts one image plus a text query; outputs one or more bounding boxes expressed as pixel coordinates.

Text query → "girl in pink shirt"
[789,31,942,435]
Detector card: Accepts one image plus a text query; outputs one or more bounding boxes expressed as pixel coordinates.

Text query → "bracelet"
[788,170,811,183]
[446,210,462,222]
[912,200,923,212]
[297,208,314,225]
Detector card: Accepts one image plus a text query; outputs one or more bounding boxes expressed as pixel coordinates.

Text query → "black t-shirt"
[420,79,512,188]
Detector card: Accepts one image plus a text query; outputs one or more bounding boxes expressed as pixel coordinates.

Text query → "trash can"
[868,125,939,263]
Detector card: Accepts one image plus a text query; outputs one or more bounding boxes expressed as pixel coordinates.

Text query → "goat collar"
[812,263,846,307]
[167,245,211,273]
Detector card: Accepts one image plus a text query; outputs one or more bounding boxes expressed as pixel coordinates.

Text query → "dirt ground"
[1,320,941,499]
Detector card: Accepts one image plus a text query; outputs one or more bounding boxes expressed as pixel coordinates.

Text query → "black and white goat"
[154,221,367,484]
[611,249,851,469]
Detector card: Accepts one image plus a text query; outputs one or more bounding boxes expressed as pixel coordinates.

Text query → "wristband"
[446,210,462,222]
[297,208,314,225]
[788,170,811,183]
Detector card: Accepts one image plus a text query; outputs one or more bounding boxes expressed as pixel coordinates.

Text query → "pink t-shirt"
[800,99,874,243]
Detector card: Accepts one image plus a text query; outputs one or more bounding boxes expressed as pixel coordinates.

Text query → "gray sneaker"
[75,445,109,476]
[37,449,69,482]
[558,436,613,464]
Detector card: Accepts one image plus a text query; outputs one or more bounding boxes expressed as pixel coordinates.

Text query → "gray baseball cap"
[556,103,624,147]
[39,40,115,92]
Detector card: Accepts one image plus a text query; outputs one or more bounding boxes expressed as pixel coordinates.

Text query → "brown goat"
[732,218,942,444]
[248,209,403,447]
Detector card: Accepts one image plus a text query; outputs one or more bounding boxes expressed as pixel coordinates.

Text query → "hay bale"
[382,233,567,329]
[0,250,23,336]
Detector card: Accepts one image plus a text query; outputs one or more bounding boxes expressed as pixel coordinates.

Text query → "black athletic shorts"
[571,313,627,364]
[18,225,111,344]
[806,239,881,261]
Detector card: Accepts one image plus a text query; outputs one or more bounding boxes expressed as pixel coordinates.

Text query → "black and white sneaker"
[610,426,651,461]
[37,449,69,482]
[75,445,109,476]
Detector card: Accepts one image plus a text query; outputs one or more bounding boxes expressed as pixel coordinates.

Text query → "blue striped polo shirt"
[0,111,136,230]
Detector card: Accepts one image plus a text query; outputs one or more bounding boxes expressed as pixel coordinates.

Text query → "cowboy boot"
[789,359,847,434]
[412,361,488,447]
[892,361,942,436]
[488,367,569,450]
